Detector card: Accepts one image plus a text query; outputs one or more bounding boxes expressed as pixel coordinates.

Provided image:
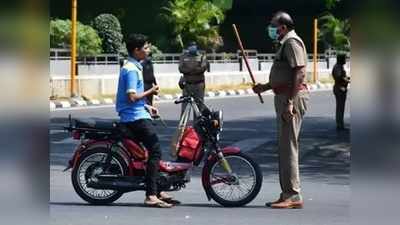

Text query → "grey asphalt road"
[50,90,350,225]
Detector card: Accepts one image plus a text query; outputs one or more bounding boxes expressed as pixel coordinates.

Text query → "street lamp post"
[70,0,77,97]
[313,18,318,83]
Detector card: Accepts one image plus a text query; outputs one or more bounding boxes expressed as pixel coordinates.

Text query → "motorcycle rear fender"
[65,140,131,172]
[201,146,241,200]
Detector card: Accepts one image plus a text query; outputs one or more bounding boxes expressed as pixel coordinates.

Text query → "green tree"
[324,0,341,10]
[318,0,350,52]
[318,13,350,51]
[212,0,233,11]
[150,44,163,60]
[50,19,102,56]
[162,0,226,51]
[92,14,124,54]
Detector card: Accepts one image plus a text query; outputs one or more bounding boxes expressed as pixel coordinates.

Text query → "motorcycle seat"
[75,118,119,131]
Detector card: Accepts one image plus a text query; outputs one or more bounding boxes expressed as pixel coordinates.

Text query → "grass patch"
[50,83,255,101]
[306,72,335,84]
[49,96,72,101]
[206,83,253,92]
[317,76,334,84]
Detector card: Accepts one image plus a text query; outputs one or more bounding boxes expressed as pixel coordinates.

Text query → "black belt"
[185,80,205,84]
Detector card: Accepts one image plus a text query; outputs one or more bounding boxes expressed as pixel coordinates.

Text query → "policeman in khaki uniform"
[178,42,208,113]
[332,54,350,130]
[253,11,309,209]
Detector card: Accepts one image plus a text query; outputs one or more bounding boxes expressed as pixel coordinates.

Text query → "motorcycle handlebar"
[174,96,191,104]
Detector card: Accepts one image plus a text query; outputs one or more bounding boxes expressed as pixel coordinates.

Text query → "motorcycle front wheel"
[204,152,263,207]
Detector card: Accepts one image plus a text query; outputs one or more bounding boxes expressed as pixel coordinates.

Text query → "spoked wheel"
[205,152,262,207]
[71,148,128,205]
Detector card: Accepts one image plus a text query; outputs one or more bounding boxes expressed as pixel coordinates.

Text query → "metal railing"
[257,54,275,62]
[152,53,181,64]
[50,48,346,65]
[50,48,120,65]
[50,48,71,60]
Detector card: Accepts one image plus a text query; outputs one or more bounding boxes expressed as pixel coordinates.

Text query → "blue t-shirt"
[116,57,151,122]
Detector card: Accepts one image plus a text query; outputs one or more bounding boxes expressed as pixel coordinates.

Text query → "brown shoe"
[265,197,284,207]
[270,199,304,209]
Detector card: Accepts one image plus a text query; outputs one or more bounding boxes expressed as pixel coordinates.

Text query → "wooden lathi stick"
[232,24,264,104]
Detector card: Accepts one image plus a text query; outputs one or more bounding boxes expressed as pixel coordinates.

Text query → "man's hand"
[150,85,160,95]
[282,103,295,122]
[145,105,159,118]
[128,85,160,103]
[252,83,269,94]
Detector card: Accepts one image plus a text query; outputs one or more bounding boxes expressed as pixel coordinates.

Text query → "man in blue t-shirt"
[116,34,176,208]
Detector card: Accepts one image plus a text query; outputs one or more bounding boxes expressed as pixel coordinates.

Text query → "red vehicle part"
[71,130,81,140]
[122,139,148,161]
[177,127,202,161]
[66,140,114,171]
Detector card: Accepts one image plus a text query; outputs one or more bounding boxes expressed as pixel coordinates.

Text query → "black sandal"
[159,197,181,205]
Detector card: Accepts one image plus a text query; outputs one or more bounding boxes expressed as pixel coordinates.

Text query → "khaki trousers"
[274,91,309,200]
[333,85,347,128]
[181,82,205,115]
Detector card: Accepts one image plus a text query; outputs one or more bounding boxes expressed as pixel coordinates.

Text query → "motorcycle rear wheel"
[71,147,128,205]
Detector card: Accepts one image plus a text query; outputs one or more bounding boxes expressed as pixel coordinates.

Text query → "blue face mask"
[188,45,198,55]
[267,26,279,41]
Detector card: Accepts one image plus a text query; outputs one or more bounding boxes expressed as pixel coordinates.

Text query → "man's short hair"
[125,33,148,57]
[272,11,295,30]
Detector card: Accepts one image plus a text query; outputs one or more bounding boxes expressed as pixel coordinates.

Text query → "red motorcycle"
[64,95,262,207]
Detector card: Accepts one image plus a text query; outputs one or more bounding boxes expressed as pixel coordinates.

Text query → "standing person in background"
[332,54,350,131]
[178,41,208,113]
[141,44,157,106]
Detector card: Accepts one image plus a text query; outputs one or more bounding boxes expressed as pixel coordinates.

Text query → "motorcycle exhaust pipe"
[87,178,146,192]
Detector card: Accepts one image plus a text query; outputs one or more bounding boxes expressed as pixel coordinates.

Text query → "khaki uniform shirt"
[332,64,349,90]
[178,53,208,83]
[269,31,308,93]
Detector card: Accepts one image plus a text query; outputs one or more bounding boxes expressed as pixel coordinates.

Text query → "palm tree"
[318,13,350,52]
[162,0,226,51]
[324,0,340,10]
